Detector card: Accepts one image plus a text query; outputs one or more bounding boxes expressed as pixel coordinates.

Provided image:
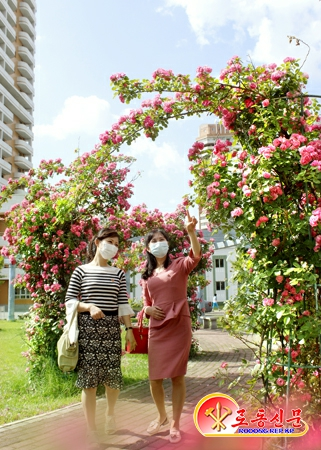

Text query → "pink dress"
[142,250,201,380]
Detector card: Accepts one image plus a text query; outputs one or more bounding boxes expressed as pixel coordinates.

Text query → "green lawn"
[0,320,148,425]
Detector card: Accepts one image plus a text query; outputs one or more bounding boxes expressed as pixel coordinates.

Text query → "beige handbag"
[57,301,79,372]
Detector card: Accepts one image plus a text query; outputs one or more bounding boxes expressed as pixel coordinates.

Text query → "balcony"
[0,84,33,124]
[0,11,16,41]
[15,123,33,140]
[17,60,34,80]
[0,176,8,186]
[0,28,15,58]
[18,46,34,66]
[14,155,32,170]
[15,139,33,156]
[20,2,36,25]
[0,101,14,123]
[13,170,28,179]
[20,0,35,10]
[0,139,12,158]
[0,64,14,91]
[18,16,35,38]
[0,157,12,174]
[0,121,12,140]
[0,68,34,110]
[17,76,34,95]
[18,31,35,52]
[8,0,17,12]
[0,46,15,73]
[6,3,16,27]
[20,91,34,109]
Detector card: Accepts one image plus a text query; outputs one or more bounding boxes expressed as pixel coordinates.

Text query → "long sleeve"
[182,249,202,274]
[118,271,135,317]
[65,267,82,301]
[141,279,152,319]
[142,279,152,308]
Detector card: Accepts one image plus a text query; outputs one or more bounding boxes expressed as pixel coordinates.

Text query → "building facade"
[195,123,240,306]
[128,124,240,311]
[0,0,36,316]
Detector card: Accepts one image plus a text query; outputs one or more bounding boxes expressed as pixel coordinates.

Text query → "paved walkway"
[0,328,263,450]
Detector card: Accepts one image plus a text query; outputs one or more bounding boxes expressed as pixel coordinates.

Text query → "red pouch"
[126,313,149,354]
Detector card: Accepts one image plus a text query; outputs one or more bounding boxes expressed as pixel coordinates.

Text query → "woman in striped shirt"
[65,227,136,446]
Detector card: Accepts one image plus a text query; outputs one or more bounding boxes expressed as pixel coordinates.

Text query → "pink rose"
[283,57,296,63]
[272,238,281,247]
[276,378,286,386]
[263,298,274,306]
[143,116,154,128]
[276,275,284,284]
[231,207,243,218]
[221,362,228,369]
[262,99,270,107]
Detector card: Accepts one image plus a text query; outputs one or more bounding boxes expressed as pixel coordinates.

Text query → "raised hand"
[185,208,198,234]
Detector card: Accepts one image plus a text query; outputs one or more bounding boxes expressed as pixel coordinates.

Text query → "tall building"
[0,0,35,185]
[196,123,235,229]
[0,0,36,317]
[195,123,240,304]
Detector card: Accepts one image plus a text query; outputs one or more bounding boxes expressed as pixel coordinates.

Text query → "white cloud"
[160,0,321,78]
[125,136,186,178]
[34,95,112,140]
[156,6,174,16]
[176,38,188,48]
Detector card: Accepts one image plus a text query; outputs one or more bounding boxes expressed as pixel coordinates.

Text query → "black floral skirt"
[76,313,122,390]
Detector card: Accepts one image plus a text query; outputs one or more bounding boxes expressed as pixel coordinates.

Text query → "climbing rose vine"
[1,53,321,426]
[108,57,321,421]
[1,150,135,373]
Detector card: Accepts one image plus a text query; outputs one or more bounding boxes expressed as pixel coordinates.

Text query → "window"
[216,281,225,291]
[14,288,31,299]
[215,258,224,268]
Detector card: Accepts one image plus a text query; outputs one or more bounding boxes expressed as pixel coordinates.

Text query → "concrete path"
[0,329,264,450]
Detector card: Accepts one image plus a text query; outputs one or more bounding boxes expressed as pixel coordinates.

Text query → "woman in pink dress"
[141,211,201,444]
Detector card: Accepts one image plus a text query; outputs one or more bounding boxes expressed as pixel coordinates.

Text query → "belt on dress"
[81,310,118,316]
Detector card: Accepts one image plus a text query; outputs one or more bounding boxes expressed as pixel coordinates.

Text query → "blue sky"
[33,0,321,215]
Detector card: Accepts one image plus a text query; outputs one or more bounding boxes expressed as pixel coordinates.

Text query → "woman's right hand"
[146,306,165,320]
[89,305,105,320]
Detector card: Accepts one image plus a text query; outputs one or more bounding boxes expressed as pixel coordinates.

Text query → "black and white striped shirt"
[65,264,130,313]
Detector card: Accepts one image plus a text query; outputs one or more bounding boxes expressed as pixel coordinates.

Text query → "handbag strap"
[66,301,79,330]
[70,304,78,325]
[137,310,144,332]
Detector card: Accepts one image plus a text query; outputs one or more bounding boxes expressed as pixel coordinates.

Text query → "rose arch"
[1,56,321,424]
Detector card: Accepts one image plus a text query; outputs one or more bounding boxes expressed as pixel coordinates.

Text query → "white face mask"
[149,241,169,258]
[99,241,118,260]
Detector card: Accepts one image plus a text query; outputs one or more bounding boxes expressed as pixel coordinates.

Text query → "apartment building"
[195,123,240,304]
[0,0,36,316]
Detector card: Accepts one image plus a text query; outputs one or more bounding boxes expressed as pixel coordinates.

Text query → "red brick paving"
[0,329,264,450]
